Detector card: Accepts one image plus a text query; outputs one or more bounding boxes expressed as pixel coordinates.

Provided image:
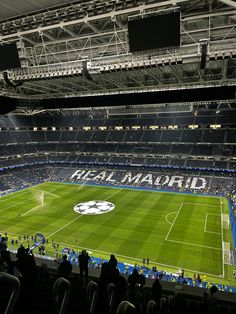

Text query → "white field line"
[51,241,223,278]
[207,213,221,216]
[76,183,86,191]
[0,184,53,202]
[4,230,221,278]
[204,213,208,232]
[165,211,177,225]
[165,203,183,241]
[46,188,123,239]
[165,203,222,251]
[166,238,222,251]
[183,202,220,207]
[0,196,37,213]
[2,229,223,278]
[220,197,225,278]
[0,189,31,202]
[47,188,57,192]
[19,205,42,217]
[0,188,60,213]
[104,188,123,201]
[0,231,23,237]
[2,231,222,278]
[205,231,221,235]
[43,190,61,198]
[47,215,83,239]
[204,213,221,235]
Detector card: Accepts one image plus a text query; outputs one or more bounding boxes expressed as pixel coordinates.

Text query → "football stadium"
[0,0,236,313]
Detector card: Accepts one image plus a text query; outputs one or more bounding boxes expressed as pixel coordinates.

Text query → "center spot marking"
[74,200,115,215]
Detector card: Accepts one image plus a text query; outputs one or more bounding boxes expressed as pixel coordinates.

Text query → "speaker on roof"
[0,42,21,71]
[82,60,93,81]
[200,43,207,69]
[3,71,24,88]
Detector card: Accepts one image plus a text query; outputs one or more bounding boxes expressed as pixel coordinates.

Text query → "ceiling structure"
[0,0,235,100]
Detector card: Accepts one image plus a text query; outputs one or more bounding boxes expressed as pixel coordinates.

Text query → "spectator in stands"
[14,245,37,313]
[197,273,201,284]
[151,276,162,309]
[16,244,25,258]
[0,238,11,273]
[58,254,72,279]
[128,268,145,287]
[78,249,90,281]
[0,236,7,258]
[14,245,37,285]
[128,268,145,308]
[97,255,123,314]
[108,254,118,270]
[99,259,119,288]
[203,285,218,313]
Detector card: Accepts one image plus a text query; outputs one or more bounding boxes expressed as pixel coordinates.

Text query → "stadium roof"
[0,0,235,102]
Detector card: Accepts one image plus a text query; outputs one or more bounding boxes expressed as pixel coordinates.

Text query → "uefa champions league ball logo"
[74,200,115,215]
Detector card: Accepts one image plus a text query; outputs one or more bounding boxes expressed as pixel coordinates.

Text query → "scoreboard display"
[128,12,180,52]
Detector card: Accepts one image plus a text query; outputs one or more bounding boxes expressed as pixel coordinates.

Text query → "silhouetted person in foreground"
[58,254,72,279]
[0,236,7,250]
[97,255,122,314]
[128,268,145,287]
[203,285,218,313]
[14,245,37,313]
[128,268,145,306]
[78,250,90,281]
[0,240,12,274]
[15,245,37,287]
[108,254,118,270]
[151,277,162,309]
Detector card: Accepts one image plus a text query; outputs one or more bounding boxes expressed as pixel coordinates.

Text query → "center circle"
[74,200,115,215]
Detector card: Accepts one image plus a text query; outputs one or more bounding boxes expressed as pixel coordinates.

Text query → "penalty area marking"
[165,203,183,241]
[183,202,220,208]
[165,238,222,251]
[165,211,177,225]
[165,202,223,258]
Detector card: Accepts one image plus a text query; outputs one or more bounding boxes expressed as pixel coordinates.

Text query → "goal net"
[223,241,234,265]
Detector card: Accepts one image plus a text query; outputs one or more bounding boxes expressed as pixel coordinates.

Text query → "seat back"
[0,272,20,314]
[116,300,136,314]
[52,277,71,314]
[86,280,98,314]
[146,300,157,314]
[107,282,116,314]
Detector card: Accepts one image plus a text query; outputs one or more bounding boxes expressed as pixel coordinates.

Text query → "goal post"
[223,241,234,265]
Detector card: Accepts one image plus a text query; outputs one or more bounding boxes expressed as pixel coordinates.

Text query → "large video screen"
[0,42,21,71]
[128,12,180,52]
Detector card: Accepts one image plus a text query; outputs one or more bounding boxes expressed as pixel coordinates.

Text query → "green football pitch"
[0,182,235,286]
